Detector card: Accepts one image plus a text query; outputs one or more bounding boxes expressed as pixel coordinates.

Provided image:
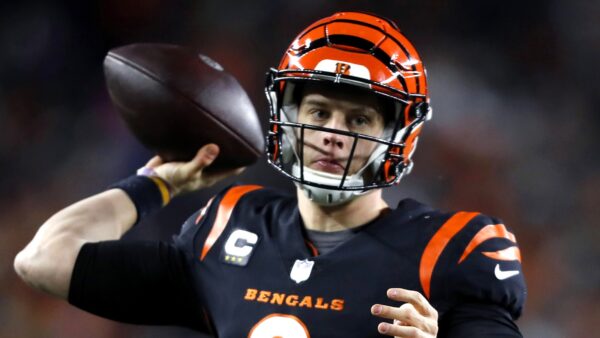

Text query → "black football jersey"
[167,185,527,337]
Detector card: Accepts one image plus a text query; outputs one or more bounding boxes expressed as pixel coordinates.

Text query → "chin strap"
[292,164,367,206]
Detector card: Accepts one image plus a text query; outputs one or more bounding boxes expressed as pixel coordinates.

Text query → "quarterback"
[14,12,526,337]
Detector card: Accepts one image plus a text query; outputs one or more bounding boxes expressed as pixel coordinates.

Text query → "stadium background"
[0,0,597,337]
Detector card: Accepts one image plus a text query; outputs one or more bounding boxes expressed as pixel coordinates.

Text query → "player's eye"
[350,115,371,128]
[310,109,329,121]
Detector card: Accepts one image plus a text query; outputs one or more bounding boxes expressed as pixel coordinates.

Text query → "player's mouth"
[310,156,346,174]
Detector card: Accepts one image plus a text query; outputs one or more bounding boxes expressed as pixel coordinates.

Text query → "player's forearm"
[14,145,233,300]
[14,189,137,299]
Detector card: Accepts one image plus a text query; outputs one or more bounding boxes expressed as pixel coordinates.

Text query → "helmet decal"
[315,59,371,80]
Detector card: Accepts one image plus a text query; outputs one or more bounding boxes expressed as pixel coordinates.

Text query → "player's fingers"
[397,303,438,334]
[377,322,429,338]
[387,288,438,319]
[145,155,164,168]
[371,304,434,334]
[181,144,220,175]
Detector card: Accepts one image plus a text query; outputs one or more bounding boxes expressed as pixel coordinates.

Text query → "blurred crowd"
[0,1,598,337]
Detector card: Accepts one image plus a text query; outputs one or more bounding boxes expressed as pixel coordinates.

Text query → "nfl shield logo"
[290,259,315,284]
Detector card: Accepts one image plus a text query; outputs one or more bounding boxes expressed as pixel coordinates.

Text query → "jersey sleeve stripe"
[482,246,522,262]
[419,211,479,298]
[458,224,517,264]
[195,196,215,224]
[200,185,262,261]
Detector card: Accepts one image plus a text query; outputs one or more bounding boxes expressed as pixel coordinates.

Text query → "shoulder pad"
[423,212,527,319]
[173,185,262,256]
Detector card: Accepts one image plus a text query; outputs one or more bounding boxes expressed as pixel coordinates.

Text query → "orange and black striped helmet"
[265,12,432,201]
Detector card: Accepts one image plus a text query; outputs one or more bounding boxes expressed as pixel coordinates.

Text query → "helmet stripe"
[287,17,424,96]
[295,19,417,64]
[287,36,409,93]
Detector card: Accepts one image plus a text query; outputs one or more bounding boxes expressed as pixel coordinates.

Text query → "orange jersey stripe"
[195,196,215,224]
[200,185,262,261]
[458,224,517,264]
[483,246,522,262]
[419,212,479,298]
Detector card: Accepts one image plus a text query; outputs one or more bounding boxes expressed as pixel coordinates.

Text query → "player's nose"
[322,132,344,149]
[321,114,348,149]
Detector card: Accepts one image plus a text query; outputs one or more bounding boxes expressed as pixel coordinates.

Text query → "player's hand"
[371,288,438,337]
[144,143,245,197]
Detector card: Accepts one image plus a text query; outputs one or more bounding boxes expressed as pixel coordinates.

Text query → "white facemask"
[292,164,367,206]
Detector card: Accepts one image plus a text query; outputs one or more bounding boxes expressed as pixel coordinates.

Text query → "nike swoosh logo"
[494,264,520,280]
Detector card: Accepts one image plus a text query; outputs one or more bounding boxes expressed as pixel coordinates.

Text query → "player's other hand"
[144,143,245,197]
[371,288,438,337]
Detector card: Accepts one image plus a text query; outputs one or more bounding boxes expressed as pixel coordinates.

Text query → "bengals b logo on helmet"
[335,62,351,75]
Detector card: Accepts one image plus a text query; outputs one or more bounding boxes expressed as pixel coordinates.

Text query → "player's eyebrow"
[302,98,376,111]
[302,98,330,108]
[301,96,382,118]
[348,106,380,116]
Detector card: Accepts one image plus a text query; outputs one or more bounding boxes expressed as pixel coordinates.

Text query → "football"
[103,43,264,171]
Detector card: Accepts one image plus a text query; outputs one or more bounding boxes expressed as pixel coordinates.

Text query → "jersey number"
[248,314,310,338]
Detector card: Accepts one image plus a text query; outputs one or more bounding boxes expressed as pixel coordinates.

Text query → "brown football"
[103,43,264,171]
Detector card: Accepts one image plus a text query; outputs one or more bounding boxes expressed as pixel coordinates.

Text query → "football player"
[14,12,526,337]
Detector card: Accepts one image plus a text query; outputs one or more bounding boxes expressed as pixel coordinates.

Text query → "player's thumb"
[183,144,220,174]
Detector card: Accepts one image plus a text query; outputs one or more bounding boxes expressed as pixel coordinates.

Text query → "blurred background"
[1,0,598,337]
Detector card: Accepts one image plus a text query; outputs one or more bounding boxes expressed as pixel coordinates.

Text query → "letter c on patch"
[225,229,258,257]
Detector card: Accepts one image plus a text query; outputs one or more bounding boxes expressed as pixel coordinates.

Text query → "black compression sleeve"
[68,241,208,331]
[438,303,523,338]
